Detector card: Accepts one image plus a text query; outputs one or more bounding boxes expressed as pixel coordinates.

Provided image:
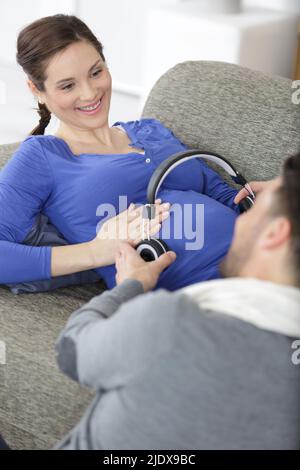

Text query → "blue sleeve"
[0,137,53,284]
[200,161,241,213]
[146,119,240,213]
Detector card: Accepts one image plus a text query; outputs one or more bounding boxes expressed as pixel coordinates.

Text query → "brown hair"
[273,153,300,286]
[16,14,106,136]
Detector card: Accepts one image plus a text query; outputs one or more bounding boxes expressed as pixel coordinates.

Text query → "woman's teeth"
[77,99,101,111]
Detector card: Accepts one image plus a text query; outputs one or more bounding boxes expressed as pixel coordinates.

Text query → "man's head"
[220,153,300,288]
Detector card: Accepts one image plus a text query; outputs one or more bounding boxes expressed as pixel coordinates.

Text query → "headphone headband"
[147,149,249,204]
[137,149,255,262]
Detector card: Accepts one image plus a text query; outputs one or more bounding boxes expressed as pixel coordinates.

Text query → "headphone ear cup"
[136,239,169,262]
[239,195,255,213]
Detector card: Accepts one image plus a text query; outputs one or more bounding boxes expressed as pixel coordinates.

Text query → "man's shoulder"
[149,289,291,345]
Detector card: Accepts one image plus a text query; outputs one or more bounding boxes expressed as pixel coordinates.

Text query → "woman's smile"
[75,96,103,116]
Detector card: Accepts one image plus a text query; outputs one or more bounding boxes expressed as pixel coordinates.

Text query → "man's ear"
[259,216,291,250]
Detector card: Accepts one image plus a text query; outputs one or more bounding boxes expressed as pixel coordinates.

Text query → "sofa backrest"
[0,142,21,169]
[142,60,300,181]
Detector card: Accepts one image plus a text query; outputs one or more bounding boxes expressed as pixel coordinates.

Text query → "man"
[54,154,300,450]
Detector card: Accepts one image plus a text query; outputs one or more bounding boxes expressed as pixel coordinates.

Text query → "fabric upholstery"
[142,60,300,182]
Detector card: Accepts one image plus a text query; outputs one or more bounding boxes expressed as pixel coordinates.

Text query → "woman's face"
[29,40,112,130]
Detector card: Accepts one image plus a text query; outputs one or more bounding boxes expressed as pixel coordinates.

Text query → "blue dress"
[0,119,239,290]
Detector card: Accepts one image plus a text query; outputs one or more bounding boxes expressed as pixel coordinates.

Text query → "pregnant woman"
[0,14,260,292]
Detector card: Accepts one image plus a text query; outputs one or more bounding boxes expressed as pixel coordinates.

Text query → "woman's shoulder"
[113,118,181,146]
[15,134,62,158]
[15,134,50,154]
[114,118,173,137]
[4,134,53,172]
[0,133,54,193]
[22,134,56,148]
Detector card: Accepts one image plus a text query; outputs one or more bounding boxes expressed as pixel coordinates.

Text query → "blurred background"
[0,0,299,144]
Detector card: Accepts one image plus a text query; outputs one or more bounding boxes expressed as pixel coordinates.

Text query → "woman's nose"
[79,83,98,102]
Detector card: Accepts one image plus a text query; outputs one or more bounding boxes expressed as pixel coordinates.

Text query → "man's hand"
[115,242,176,292]
[234,180,270,205]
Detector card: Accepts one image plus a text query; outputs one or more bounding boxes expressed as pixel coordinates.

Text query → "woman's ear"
[27,79,38,98]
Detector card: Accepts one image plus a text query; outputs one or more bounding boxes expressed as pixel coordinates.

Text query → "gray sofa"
[0,61,299,450]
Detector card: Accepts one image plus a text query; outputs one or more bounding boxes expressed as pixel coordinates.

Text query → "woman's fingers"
[100,201,170,242]
[157,207,170,224]
[234,180,270,204]
[115,252,121,269]
[131,211,168,232]
[234,188,248,204]
[156,202,171,214]
[133,221,162,245]
[132,221,163,244]
[115,202,171,243]
[127,202,170,222]
[149,222,162,237]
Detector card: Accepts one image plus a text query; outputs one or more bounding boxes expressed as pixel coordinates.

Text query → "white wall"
[0,0,76,64]
[77,0,175,94]
[76,0,177,123]
[0,0,178,142]
[0,0,299,144]
[0,0,78,143]
[244,0,300,13]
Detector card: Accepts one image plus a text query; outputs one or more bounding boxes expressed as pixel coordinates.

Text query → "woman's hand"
[89,199,170,266]
[115,241,176,292]
[234,181,270,205]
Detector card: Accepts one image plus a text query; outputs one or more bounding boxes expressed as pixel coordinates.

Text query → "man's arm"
[55,279,177,390]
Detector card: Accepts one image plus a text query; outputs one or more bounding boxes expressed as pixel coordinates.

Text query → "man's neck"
[238,265,298,289]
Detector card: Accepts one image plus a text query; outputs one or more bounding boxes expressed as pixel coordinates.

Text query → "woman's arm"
[0,238,103,284]
[0,138,54,283]
[0,205,168,283]
[0,241,51,284]
[199,161,241,211]
[51,201,170,276]
[0,137,170,284]
[51,239,112,277]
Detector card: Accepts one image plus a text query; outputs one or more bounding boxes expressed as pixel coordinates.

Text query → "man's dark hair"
[273,153,300,286]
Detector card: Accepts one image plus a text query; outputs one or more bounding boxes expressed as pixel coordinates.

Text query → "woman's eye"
[60,70,102,91]
[61,83,73,91]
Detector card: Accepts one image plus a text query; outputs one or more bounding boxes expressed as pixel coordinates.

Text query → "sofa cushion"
[0,280,106,449]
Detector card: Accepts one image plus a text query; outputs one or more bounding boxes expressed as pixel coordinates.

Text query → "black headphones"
[136,149,255,262]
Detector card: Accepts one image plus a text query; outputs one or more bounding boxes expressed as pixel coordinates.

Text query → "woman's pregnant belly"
[96,189,238,291]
